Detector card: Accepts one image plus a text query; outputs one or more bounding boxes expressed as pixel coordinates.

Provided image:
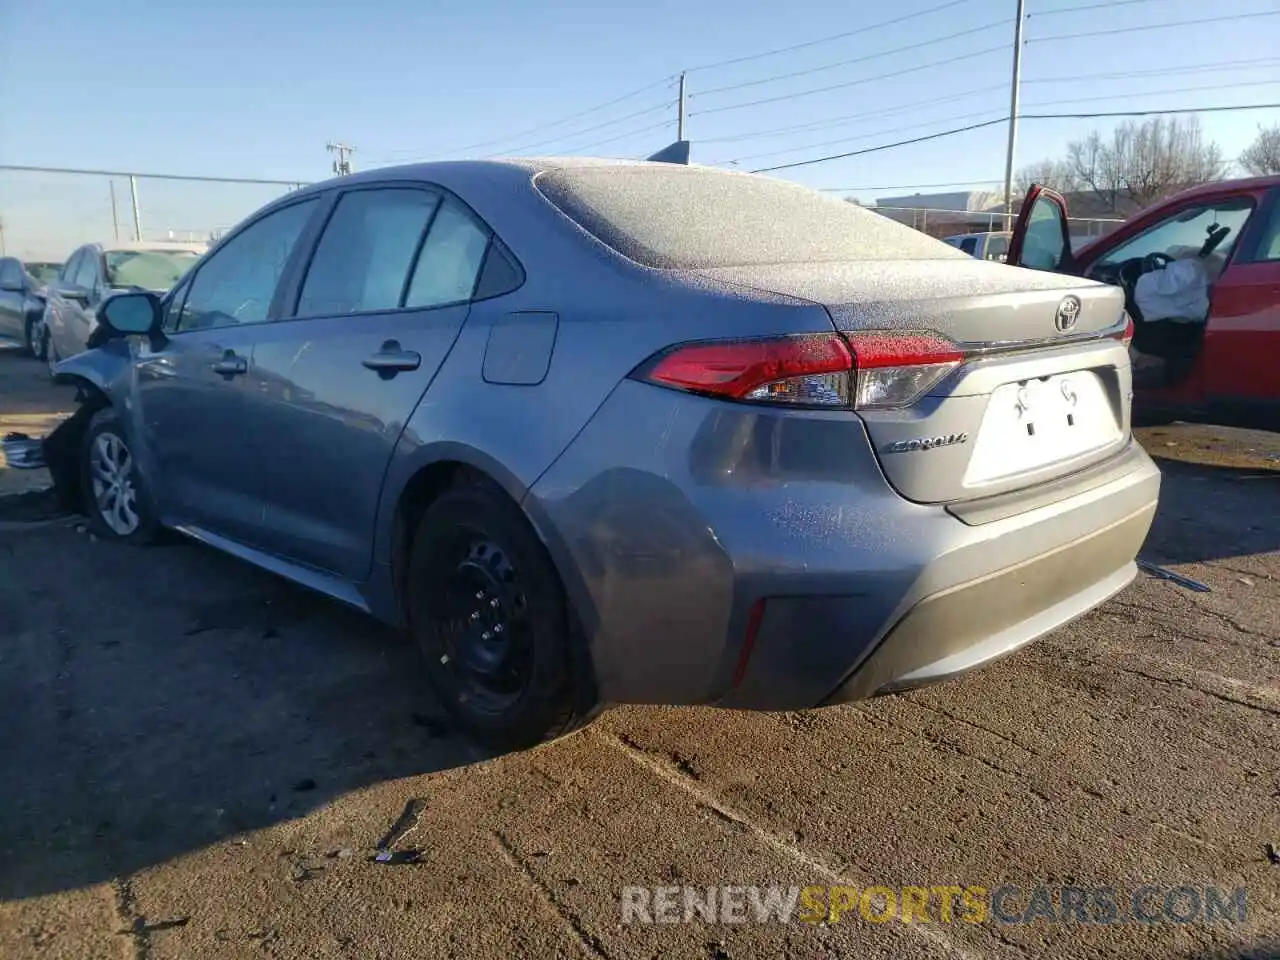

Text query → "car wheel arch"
[43,380,112,516]
[387,452,602,719]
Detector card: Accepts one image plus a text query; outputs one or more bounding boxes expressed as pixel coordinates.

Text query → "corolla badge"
[1055,295,1082,332]
[883,432,969,454]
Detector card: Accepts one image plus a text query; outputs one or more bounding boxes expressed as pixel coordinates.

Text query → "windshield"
[25,262,62,285]
[535,165,965,269]
[106,250,201,291]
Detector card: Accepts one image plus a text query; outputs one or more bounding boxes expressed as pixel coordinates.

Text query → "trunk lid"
[693,258,1133,505]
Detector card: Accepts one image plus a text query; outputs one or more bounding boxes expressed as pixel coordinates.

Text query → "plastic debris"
[1136,560,1211,592]
[373,849,423,865]
[1,433,46,469]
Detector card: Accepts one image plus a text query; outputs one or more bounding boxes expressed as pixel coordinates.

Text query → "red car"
[1007,176,1280,430]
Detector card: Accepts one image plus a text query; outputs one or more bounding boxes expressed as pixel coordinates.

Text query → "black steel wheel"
[407,480,588,750]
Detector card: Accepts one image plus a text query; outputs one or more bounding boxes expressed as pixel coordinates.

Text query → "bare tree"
[1017,115,1225,214]
[1123,115,1225,207]
[1014,159,1078,195]
[1240,124,1280,176]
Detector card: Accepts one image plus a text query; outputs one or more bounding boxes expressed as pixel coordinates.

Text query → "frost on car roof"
[534,164,968,269]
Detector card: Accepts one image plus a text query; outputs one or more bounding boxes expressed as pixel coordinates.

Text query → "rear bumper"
[528,380,1161,711]
[819,504,1151,704]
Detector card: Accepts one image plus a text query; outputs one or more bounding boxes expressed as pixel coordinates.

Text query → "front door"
[133,196,323,540]
[242,186,492,579]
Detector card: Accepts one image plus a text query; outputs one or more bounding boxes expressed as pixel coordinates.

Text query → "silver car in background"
[48,159,1159,750]
[42,241,204,369]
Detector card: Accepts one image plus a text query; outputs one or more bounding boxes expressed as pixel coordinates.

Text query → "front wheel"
[406,481,589,751]
[79,408,162,544]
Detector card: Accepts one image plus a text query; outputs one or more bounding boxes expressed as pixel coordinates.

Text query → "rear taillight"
[843,332,963,409]
[637,334,854,407]
[1116,313,1135,345]
[632,330,962,410]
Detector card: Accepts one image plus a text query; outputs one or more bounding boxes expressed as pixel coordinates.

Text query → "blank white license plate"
[964,371,1121,485]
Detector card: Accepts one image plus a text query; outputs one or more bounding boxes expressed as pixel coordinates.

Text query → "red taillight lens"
[1117,313,1135,345]
[844,331,963,409]
[634,330,963,410]
[638,334,854,406]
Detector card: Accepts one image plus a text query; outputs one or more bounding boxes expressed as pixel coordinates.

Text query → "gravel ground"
[0,346,1277,960]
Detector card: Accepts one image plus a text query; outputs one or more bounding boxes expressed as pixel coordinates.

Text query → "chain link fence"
[871,204,1126,245]
[0,166,311,262]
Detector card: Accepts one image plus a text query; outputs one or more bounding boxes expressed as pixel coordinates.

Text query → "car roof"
[1156,174,1280,206]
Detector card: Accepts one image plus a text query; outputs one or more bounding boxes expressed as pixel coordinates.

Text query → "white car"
[42,241,205,370]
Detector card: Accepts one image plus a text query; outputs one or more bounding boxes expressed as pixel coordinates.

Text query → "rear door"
[242,184,490,579]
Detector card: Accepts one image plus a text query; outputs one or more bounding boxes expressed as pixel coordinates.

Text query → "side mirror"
[59,283,92,304]
[97,291,162,338]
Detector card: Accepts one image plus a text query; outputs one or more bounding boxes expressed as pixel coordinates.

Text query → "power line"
[1028,9,1280,43]
[695,84,1007,144]
[555,118,676,155]
[383,75,676,160]
[690,44,1010,116]
[720,109,1001,165]
[690,17,1010,98]
[728,79,1279,166]
[1022,55,1280,85]
[1021,102,1280,120]
[751,118,1008,173]
[1029,0,1165,16]
[484,99,677,157]
[683,0,969,73]
[751,102,1280,174]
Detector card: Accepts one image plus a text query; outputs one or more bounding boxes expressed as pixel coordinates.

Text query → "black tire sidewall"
[407,484,575,751]
[80,408,160,544]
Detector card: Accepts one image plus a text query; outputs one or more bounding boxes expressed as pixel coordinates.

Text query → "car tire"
[406,479,588,751]
[45,333,60,380]
[23,315,39,358]
[79,407,162,545]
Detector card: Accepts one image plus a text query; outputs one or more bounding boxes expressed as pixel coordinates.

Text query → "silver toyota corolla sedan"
[45,158,1160,749]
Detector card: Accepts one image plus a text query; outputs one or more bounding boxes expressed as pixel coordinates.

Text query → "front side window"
[177,199,318,331]
[0,259,21,287]
[1093,198,1254,271]
[958,237,978,256]
[404,199,490,308]
[296,188,441,317]
[1020,196,1068,271]
[106,250,200,292]
[60,251,83,284]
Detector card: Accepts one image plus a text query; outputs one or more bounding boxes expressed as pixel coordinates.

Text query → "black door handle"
[211,350,248,377]
[362,339,421,377]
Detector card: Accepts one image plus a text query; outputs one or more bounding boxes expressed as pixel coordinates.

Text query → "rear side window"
[296,188,441,317]
[535,165,966,269]
[404,199,490,308]
[958,238,979,255]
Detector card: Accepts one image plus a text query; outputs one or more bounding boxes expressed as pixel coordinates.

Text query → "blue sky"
[1,0,1278,259]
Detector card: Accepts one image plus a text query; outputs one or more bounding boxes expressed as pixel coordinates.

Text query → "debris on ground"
[372,849,424,865]
[1136,559,1211,592]
[1266,842,1280,866]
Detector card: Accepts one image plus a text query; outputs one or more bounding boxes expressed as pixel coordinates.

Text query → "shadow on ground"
[1139,455,1280,567]
[0,524,497,901]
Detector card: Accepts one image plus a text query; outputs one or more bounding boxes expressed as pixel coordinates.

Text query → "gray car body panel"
[45,158,1160,714]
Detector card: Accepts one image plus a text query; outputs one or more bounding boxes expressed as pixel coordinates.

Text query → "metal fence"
[871,204,1126,242]
[0,166,311,262]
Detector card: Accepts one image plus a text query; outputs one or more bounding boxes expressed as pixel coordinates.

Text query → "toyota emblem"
[1055,296,1081,333]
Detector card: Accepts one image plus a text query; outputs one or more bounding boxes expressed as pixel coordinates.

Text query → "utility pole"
[677,72,687,141]
[109,181,120,241]
[327,142,356,176]
[129,174,142,241]
[1002,0,1027,229]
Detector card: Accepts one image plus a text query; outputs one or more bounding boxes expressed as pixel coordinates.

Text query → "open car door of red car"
[1006,184,1075,274]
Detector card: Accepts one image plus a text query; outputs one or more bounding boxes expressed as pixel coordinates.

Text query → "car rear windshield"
[534,165,965,269]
